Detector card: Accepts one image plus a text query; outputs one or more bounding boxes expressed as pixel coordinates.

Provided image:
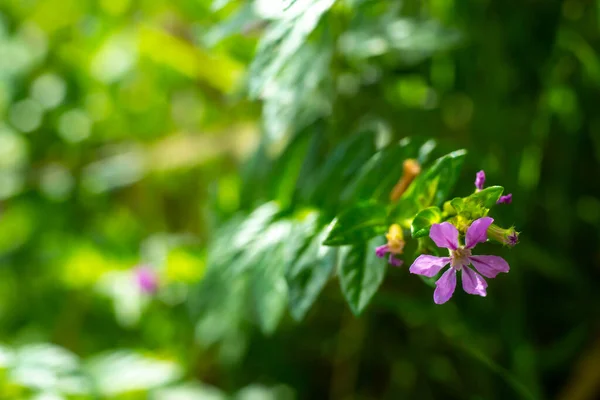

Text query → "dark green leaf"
[268,130,312,208]
[323,201,388,246]
[411,206,442,238]
[305,130,377,208]
[338,236,388,316]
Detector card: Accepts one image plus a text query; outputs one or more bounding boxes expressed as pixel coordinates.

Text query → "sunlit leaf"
[84,351,183,396]
[8,344,91,395]
[342,138,436,203]
[324,201,388,246]
[391,149,467,227]
[468,186,504,209]
[411,206,442,238]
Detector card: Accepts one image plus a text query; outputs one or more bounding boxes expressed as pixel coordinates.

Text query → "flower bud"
[487,224,519,247]
[390,159,421,201]
[475,170,486,191]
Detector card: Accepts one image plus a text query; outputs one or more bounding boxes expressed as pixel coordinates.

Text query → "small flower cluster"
[375,170,519,304]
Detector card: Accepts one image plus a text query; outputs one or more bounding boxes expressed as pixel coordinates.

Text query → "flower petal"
[465,216,494,249]
[375,244,389,258]
[469,255,510,278]
[388,254,403,267]
[434,268,457,304]
[409,255,451,277]
[461,266,487,297]
[429,222,459,250]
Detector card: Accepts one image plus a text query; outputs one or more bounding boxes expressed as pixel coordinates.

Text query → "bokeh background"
[0,0,599,399]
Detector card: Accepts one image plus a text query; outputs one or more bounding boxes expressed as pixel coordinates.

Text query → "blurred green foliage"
[0,0,599,399]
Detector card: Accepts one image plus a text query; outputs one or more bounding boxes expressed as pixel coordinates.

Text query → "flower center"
[450,246,472,270]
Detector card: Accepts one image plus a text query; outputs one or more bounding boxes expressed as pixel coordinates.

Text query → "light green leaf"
[411,206,442,238]
[323,201,388,246]
[338,236,388,316]
[84,351,182,396]
[468,185,504,208]
[8,344,91,396]
[249,221,292,334]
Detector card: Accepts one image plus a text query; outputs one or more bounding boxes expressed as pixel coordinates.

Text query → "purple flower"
[475,170,486,191]
[497,194,512,204]
[375,224,404,267]
[134,266,158,294]
[409,217,510,304]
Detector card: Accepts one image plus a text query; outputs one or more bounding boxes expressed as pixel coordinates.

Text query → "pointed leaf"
[323,201,388,246]
[286,225,337,321]
[268,130,312,208]
[249,221,291,334]
[411,206,442,238]
[342,138,437,204]
[391,149,466,226]
[305,130,377,208]
[338,236,388,316]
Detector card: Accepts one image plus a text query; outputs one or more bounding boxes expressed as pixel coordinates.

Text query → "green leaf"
[305,130,377,208]
[342,138,437,204]
[8,344,92,396]
[268,129,312,208]
[411,206,442,238]
[85,351,182,396]
[427,149,467,206]
[338,236,388,316]
[248,221,292,334]
[248,0,335,98]
[247,0,336,141]
[468,185,504,208]
[391,149,466,226]
[286,224,337,321]
[323,201,388,246]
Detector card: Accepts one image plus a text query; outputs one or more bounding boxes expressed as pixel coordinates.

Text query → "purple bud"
[375,244,389,258]
[388,254,403,267]
[135,266,158,294]
[475,170,486,191]
[497,194,513,204]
